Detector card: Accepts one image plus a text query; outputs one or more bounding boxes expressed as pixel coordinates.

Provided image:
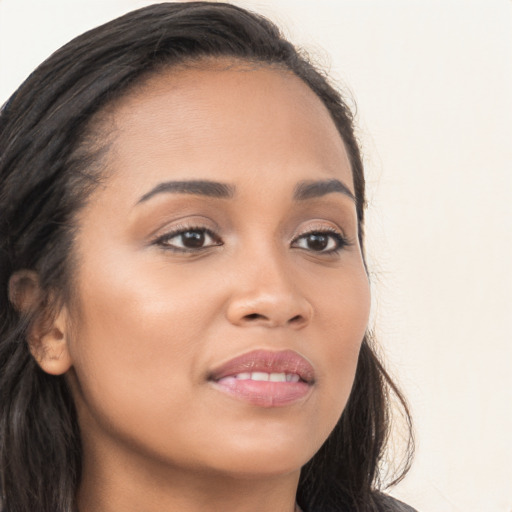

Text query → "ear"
[8,270,73,375]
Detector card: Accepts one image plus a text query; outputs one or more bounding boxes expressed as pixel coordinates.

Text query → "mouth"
[208,349,315,407]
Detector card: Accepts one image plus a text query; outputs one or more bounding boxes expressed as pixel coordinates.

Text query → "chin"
[211,452,307,481]
[198,431,321,479]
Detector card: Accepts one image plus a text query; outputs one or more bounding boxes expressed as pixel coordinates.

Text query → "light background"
[0,1,511,511]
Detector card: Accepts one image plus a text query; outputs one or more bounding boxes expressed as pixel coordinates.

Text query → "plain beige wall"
[1,1,511,510]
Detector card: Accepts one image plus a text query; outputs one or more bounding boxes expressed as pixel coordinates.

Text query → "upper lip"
[208,349,315,384]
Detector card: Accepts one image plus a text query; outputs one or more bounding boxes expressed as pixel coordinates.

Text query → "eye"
[155,227,222,252]
[292,230,348,253]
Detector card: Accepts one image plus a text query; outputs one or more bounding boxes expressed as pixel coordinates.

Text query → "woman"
[0,3,415,512]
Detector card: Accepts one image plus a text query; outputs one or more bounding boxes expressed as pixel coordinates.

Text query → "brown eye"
[292,231,347,253]
[157,228,222,252]
[181,230,206,248]
[304,233,329,251]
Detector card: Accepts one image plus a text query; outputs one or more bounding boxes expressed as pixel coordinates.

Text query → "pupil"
[183,230,205,248]
[307,233,328,251]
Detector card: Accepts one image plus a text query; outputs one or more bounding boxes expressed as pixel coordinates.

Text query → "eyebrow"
[293,179,355,201]
[137,180,235,204]
[137,177,354,205]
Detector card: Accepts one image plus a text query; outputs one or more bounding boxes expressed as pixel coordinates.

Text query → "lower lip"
[211,377,312,407]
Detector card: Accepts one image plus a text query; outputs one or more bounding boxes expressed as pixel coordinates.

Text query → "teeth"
[251,372,269,381]
[234,372,300,382]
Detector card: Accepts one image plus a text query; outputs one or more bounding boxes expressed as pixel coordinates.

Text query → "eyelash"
[291,228,351,254]
[154,226,351,254]
[154,226,222,253]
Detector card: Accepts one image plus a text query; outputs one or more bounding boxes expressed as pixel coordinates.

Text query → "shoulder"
[374,492,418,512]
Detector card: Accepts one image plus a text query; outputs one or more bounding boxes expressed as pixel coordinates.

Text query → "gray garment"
[302,493,418,512]
[377,493,418,512]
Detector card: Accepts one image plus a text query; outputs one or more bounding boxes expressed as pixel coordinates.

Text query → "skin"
[33,62,371,512]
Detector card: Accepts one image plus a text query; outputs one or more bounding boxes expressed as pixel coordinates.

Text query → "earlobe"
[8,270,73,375]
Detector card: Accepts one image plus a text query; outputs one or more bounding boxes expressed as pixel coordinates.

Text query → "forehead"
[98,61,353,197]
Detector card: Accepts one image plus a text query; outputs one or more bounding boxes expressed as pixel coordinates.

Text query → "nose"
[225,255,313,330]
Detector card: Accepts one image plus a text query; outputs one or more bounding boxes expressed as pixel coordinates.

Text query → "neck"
[76,441,301,512]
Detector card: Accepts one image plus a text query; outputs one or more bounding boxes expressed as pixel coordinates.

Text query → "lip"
[208,349,315,407]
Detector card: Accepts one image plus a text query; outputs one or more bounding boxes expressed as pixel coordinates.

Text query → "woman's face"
[64,62,370,478]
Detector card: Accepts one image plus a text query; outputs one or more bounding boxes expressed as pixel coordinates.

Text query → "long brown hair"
[0,3,413,511]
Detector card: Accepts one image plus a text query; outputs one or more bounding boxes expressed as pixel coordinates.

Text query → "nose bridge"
[226,238,312,329]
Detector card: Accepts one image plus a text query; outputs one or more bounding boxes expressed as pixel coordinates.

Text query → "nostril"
[236,309,310,328]
[244,313,266,321]
[242,313,306,325]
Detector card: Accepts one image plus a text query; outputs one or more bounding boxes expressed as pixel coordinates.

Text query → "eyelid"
[152,224,223,252]
[145,212,218,236]
[292,229,347,246]
[290,223,353,253]
[291,220,348,240]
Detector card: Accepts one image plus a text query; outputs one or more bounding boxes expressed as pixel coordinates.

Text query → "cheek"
[70,245,220,357]
[313,263,370,408]
[283,268,369,458]
[319,257,370,342]
[65,256,221,433]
